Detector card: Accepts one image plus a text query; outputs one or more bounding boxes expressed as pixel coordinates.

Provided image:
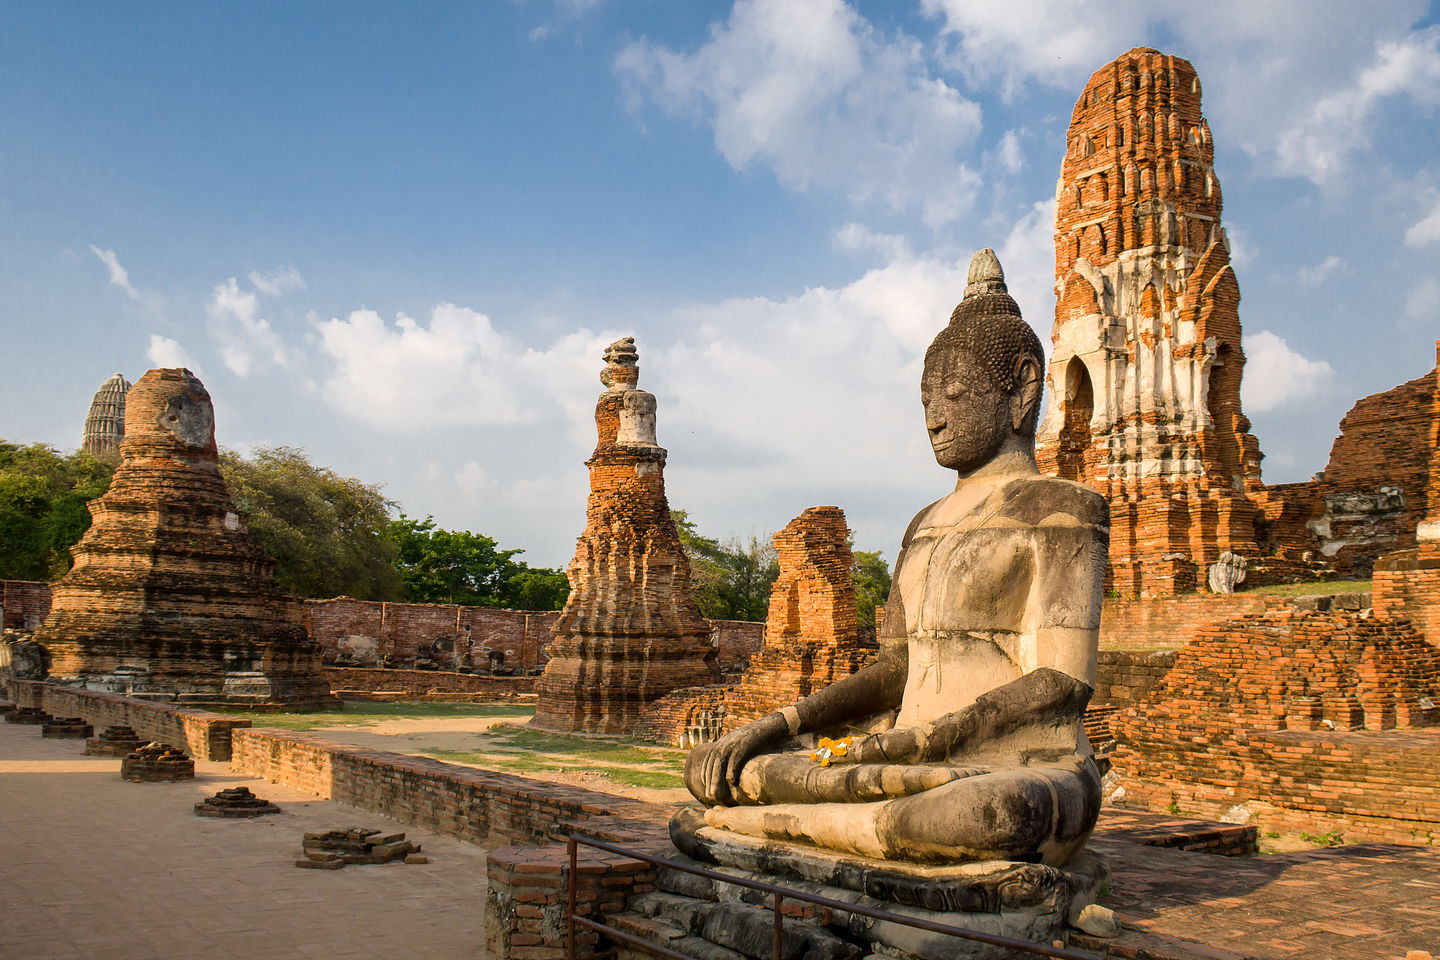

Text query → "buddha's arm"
[684,532,917,807]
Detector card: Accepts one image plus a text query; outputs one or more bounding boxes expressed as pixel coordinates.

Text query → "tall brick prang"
[34,368,332,708]
[723,506,871,731]
[82,371,131,462]
[534,338,716,733]
[1036,48,1263,597]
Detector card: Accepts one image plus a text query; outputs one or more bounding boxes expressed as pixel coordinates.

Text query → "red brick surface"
[1,580,52,631]
[1112,609,1440,843]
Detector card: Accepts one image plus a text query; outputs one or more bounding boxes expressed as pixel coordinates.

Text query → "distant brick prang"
[1036,49,1264,597]
[722,506,872,732]
[535,339,716,733]
[1112,609,1440,843]
[33,368,332,708]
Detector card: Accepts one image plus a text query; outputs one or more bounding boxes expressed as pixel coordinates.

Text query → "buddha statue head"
[922,249,1045,473]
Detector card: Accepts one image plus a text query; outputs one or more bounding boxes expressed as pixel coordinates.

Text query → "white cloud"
[145,334,199,372]
[89,245,140,300]
[921,1,1433,186]
[248,266,305,297]
[207,277,294,376]
[1241,331,1334,412]
[1402,276,1440,331]
[313,302,616,432]
[995,129,1023,174]
[456,461,493,494]
[1297,255,1344,285]
[1274,25,1440,185]
[1406,194,1440,247]
[616,0,983,227]
[1225,227,1256,269]
[833,222,912,262]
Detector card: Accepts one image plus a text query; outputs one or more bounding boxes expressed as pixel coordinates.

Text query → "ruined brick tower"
[1036,48,1262,596]
[36,368,333,707]
[534,338,717,733]
[82,371,131,462]
[723,506,871,732]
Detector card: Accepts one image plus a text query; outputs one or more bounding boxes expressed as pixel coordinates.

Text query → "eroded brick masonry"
[534,339,716,733]
[722,506,872,731]
[1036,48,1264,597]
[32,368,332,708]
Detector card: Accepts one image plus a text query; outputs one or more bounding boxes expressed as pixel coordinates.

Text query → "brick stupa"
[723,506,871,732]
[533,338,717,733]
[35,368,333,708]
[1036,48,1264,596]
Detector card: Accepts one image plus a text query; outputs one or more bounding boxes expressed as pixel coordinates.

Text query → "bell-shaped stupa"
[35,368,333,708]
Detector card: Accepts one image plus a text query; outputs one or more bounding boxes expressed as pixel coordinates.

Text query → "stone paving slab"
[0,719,489,959]
[1080,835,1440,960]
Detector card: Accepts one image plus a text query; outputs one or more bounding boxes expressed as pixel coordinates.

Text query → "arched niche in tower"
[1058,268,1103,320]
[1056,356,1096,482]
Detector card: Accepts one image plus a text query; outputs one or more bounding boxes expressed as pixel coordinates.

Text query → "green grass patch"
[484,724,686,765]
[223,700,534,730]
[1243,579,1371,597]
[598,768,687,790]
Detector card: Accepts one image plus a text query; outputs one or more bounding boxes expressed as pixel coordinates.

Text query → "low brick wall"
[1375,547,1440,645]
[324,667,534,699]
[11,681,250,761]
[1097,589,1371,650]
[230,728,674,847]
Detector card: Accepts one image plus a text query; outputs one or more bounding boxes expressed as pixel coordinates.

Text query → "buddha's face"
[921,350,1011,473]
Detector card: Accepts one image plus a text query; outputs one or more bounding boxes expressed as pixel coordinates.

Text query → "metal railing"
[565,834,1101,960]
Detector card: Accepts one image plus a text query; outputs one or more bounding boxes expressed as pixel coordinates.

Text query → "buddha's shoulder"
[997,476,1109,528]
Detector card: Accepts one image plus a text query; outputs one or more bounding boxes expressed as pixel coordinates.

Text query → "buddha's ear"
[1011,355,1043,434]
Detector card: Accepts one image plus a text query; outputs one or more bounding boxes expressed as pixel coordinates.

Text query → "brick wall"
[1098,591,1277,649]
[230,727,675,846]
[1112,609,1440,844]
[631,684,728,746]
[323,667,534,699]
[3,581,761,679]
[2,580,53,630]
[11,681,250,761]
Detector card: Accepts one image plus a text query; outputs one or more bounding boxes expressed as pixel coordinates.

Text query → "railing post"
[772,891,783,960]
[567,835,578,960]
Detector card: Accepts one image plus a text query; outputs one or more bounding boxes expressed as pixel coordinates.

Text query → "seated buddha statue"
[680,249,1108,867]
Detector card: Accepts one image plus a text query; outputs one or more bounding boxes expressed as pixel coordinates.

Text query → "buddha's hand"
[685,713,789,807]
[834,709,980,765]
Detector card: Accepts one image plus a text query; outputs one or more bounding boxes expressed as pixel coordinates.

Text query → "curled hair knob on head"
[927,248,1045,396]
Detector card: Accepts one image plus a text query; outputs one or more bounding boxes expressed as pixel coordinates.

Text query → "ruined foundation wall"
[1112,610,1440,844]
[12,681,250,761]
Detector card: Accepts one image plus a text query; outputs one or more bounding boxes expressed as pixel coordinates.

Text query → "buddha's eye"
[945,383,964,399]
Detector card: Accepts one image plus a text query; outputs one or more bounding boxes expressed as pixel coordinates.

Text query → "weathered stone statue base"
[651,808,1106,959]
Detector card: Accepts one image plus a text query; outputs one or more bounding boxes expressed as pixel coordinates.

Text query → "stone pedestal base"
[639,808,1107,960]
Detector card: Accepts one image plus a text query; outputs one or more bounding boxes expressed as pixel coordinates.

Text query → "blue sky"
[4,0,1439,569]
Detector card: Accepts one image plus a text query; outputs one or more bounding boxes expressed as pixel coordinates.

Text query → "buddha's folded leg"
[731,753,986,804]
[707,761,1101,866]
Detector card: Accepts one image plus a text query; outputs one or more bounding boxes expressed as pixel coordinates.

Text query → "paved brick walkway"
[0,720,489,960]
[1081,834,1440,960]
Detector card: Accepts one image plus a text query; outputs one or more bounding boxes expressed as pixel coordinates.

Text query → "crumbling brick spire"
[534,338,717,733]
[723,506,871,732]
[1036,47,1263,596]
[35,367,331,707]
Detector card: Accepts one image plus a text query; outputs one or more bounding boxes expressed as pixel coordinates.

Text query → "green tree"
[390,514,570,610]
[850,548,892,629]
[0,442,115,580]
[671,509,779,621]
[219,445,403,601]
